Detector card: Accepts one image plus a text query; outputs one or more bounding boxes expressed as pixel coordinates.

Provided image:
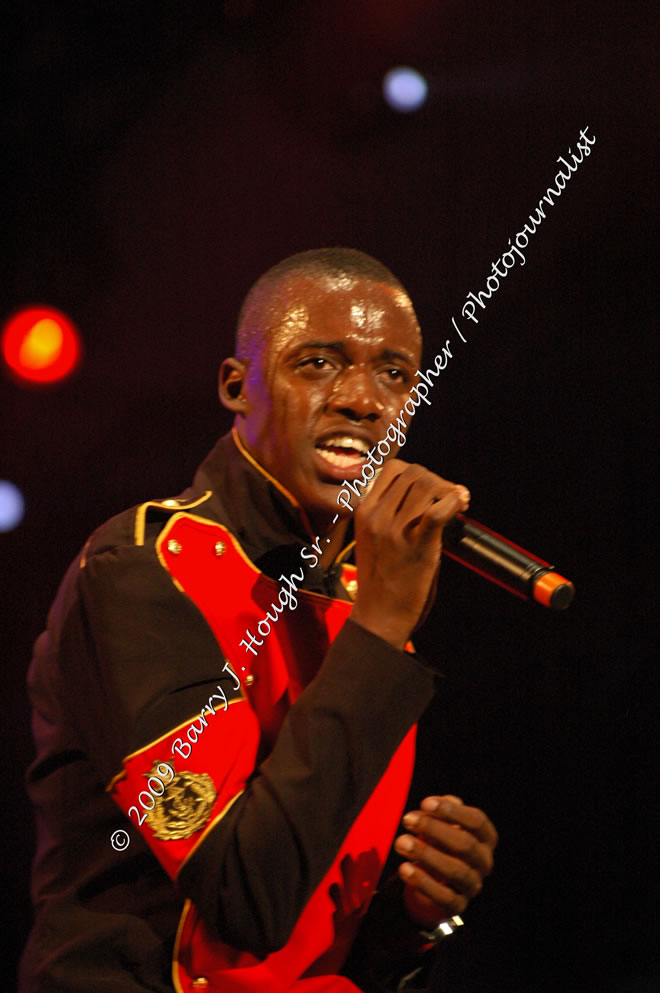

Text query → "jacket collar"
[191,428,355,585]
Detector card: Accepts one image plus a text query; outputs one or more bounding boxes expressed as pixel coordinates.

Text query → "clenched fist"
[395,795,498,927]
[350,460,470,650]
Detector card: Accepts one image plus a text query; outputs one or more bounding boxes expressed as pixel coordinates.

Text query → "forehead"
[261,272,422,361]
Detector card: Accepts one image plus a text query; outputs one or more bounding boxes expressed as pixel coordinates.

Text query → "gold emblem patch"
[149,765,217,841]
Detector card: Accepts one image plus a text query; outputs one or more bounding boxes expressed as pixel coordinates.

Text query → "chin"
[298,487,339,522]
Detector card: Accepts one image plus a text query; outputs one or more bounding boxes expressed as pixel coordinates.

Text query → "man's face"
[232,272,423,530]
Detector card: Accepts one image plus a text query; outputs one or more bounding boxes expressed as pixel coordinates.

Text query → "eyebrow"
[290,340,417,368]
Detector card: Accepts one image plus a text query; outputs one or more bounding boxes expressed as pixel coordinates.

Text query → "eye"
[382,367,409,384]
[297,356,335,372]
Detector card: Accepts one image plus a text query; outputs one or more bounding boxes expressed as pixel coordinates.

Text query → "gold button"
[214,541,226,557]
[191,979,209,990]
[167,539,182,555]
[244,674,255,686]
[345,579,358,596]
[162,499,179,507]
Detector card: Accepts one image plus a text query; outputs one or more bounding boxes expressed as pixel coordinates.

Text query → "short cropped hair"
[234,247,415,365]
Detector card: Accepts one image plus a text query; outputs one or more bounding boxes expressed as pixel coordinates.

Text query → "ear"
[218,357,249,413]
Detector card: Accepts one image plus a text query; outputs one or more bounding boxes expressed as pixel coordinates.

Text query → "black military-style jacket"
[20,429,441,993]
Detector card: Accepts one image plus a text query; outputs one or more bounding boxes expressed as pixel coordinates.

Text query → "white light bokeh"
[383,66,428,113]
[0,479,25,532]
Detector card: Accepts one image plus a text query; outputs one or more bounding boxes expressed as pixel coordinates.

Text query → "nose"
[326,364,385,421]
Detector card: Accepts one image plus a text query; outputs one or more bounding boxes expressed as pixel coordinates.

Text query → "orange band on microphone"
[533,571,575,609]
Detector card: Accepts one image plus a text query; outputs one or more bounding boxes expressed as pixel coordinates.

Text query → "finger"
[361,457,407,499]
[376,462,467,518]
[415,487,469,537]
[355,459,414,519]
[378,463,439,519]
[403,795,463,828]
[418,798,499,850]
[404,484,468,535]
[394,833,484,899]
[358,462,470,540]
[421,794,463,808]
[398,862,468,917]
[400,814,495,878]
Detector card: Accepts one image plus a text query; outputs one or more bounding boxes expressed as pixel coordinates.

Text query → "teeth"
[316,435,370,455]
[316,448,365,469]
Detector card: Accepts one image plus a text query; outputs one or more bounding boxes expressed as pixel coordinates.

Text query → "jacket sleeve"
[60,534,441,959]
[340,875,440,992]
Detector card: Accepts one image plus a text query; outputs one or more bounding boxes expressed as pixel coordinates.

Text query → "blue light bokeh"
[383,66,428,113]
[0,479,26,532]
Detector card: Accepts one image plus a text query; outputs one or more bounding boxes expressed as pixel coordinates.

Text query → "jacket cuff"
[337,616,444,680]
[340,873,437,992]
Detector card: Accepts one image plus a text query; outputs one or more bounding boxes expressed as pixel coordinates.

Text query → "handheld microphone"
[442,514,575,610]
[358,468,574,608]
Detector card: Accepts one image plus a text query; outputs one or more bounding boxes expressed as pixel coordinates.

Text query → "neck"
[315,514,351,564]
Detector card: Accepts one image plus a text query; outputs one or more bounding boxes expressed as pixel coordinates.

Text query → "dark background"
[2,2,657,991]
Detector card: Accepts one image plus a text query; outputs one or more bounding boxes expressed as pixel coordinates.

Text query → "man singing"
[21,248,497,992]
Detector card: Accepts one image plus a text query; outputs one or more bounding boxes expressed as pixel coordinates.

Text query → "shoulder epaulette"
[133,491,214,547]
[80,491,214,567]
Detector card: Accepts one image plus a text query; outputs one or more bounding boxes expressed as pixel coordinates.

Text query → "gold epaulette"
[134,491,214,546]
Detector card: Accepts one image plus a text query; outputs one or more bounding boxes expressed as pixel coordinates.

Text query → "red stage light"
[1,306,82,384]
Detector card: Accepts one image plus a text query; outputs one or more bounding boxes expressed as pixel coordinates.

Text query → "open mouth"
[314,435,370,472]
